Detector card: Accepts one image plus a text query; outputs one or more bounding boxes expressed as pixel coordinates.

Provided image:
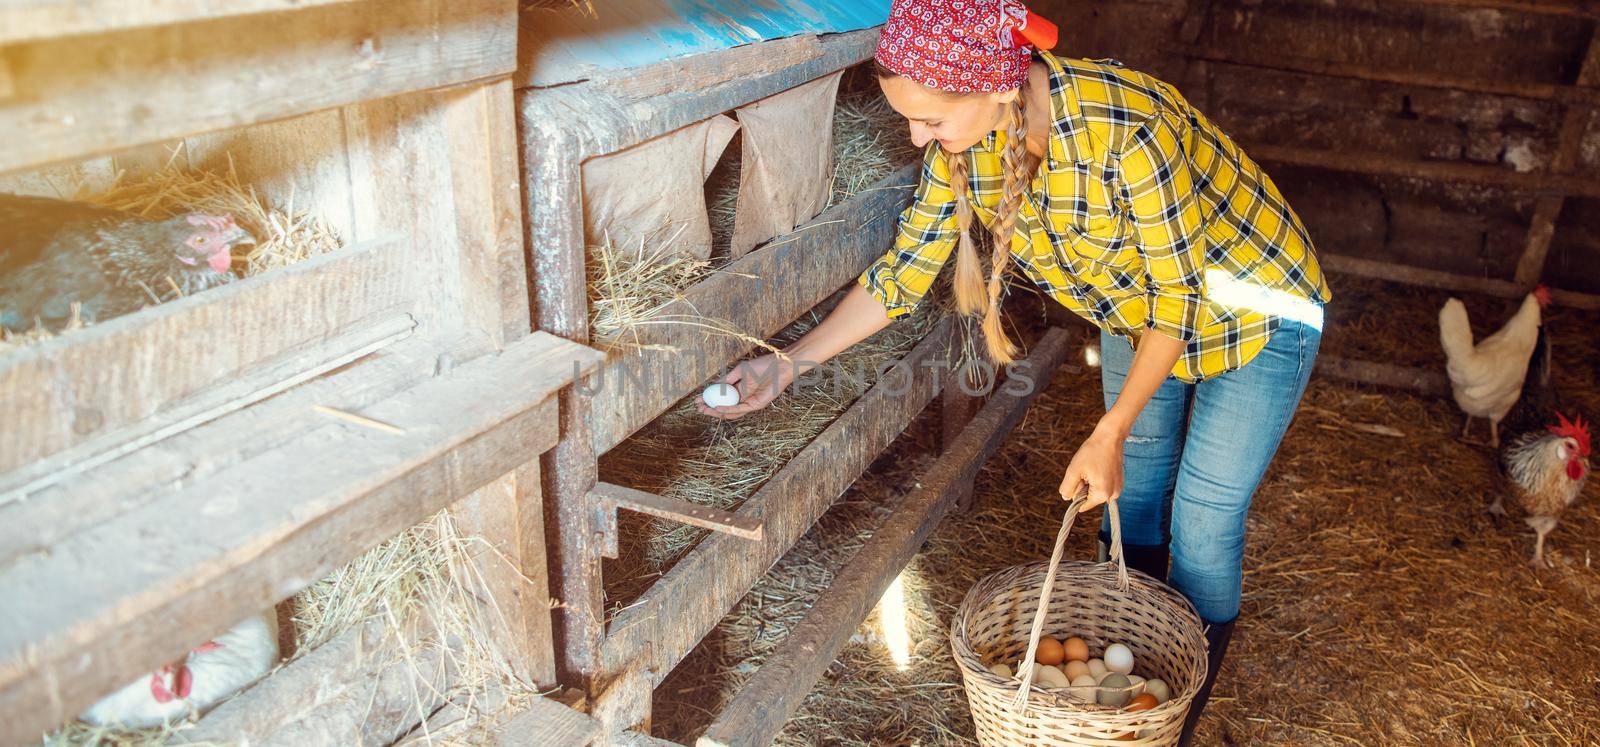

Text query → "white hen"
[1439,287,1550,447]
[79,608,279,729]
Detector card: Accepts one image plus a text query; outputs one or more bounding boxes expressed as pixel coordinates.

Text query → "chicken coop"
[5,0,1600,745]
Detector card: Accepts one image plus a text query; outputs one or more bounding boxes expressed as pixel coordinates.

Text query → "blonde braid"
[978,96,1029,364]
[947,151,987,316]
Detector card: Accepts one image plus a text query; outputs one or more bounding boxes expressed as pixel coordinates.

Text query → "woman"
[696,0,1331,741]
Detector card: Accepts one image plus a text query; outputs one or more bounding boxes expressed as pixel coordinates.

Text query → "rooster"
[0,193,254,335]
[1491,413,1592,568]
[1439,286,1550,447]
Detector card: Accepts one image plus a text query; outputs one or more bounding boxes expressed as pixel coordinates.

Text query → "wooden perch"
[592,482,764,542]
[1249,144,1600,200]
[697,327,1073,747]
[1315,356,1451,396]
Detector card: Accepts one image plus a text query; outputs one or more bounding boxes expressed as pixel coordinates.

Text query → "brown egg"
[1125,693,1159,712]
[1062,636,1090,662]
[1035,637,1065,665]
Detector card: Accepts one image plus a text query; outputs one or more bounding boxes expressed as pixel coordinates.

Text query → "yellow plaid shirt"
[858,52,1333,382]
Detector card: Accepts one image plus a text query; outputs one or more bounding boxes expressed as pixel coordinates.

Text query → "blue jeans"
[1097,315,1323,624]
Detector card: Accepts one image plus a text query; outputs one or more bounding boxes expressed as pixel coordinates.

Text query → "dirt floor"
[646,272,1600,745]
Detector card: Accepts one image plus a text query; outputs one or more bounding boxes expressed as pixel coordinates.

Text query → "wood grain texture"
[699,328,1074,747]
[1249,143,1600,199]
[494,694,602,746]
[0,332,602,743]
[0,0,361,44]
[595,482,765,541]
[587,164,920,453]
[1512,26,1600,288]
[0,237,414,482]
[0,0,516,174]
[599,318,957,689]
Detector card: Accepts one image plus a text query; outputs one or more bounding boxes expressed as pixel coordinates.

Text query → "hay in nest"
[586,229,715,352]
[647,275,1600,745]
[43,511,544,746]
[599,296,952,612]
[0,155,342,353]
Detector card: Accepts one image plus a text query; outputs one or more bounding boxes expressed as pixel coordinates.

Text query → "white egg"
[1087,658,1107,679]
[1144,678,1172,704]
[988,662,1012,678]
[1033,664,1072,689]
[1127,674,1146,697]
[1068,673,1099,702]
[1104,643,1135,675]
[701,382,740,408]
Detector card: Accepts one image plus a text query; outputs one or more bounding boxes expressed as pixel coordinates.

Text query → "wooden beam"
[0,0,517,175]
[697,328,1074,747]
[0,332,602,743]
[1321,253,1600,310]
[1315,355,1450,396]
[1249,144,1600,199]
[594,482,764,542]
[1390,0,1600,19]
[599,318,957,691]
[0,0,362,44]
[1187,48,1600,107]
[1512,27,1600,288]
[586,164,920,454]
[494,694,602,747]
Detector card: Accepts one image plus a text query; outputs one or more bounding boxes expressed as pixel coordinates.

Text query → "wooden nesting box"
[515,5,1075,742]
[0,1,604,743]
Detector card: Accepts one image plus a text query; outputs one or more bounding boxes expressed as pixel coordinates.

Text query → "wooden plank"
[587,164,920,453]
[942,362,985,514]
[0,237,414,484]
[495,695,602,747]
[1512,27,1600,288]
[698,327,1074,747]
[594,482,765,542]
[1321,253,1600,310]
[1248,144,1600,199]
[0,332,603,743]
[1391,0,1600,19]
[0,0,517,175]
[1186,48,1600,107]
[599,318,958,688]
[176,612,448,746]
[0,0,361,44]
[1315,355,1450,396]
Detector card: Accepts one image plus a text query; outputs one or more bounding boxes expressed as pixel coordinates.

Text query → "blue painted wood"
[522,0,889,87]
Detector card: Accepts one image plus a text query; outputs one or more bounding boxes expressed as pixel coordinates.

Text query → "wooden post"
[1511,26,1600,290]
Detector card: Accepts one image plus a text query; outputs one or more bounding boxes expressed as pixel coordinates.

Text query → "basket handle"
[1010,485,1130,710]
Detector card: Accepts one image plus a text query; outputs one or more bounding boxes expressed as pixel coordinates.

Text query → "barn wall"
[1034,0,1599,292]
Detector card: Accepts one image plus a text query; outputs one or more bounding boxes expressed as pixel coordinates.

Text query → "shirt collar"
[977,52,1092,166]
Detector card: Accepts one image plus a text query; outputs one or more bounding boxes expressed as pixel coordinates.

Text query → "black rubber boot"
[1178,617,1237,747]
[1096,530,1170,583]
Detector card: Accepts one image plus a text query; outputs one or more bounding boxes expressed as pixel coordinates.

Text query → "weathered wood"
[942,354,985,514]
[595,482,765,542]
[1321,253,1600,310]
[1512,27,1600,288]
[495,693,602,747]
[698,328,1074,747]
[1186,47,1600,107]
[0,0,361,43]
[0,237,414,485]
[0,0,516,175]
[177,609,447,746]
[1249,144,1600,199]
[600,318,958,689]
[0,332,602,743]
[1392,0,1600,19]
[587,164,920,454]
[1315,355,1451,396]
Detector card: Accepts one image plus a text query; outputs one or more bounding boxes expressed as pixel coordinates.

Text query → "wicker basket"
[950,497,1208,745]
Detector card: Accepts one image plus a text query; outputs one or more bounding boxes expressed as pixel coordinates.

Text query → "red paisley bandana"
[875,0,1060,93]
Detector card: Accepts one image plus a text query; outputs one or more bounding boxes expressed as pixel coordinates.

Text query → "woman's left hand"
[1059,422,1126,509]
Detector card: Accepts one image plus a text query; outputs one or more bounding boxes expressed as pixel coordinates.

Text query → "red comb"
[1548,412,1592,457]
[1532,284,1552,307]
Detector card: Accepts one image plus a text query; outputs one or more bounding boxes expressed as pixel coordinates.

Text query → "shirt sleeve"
[1118,111,1206,343]
[856,144,961,319]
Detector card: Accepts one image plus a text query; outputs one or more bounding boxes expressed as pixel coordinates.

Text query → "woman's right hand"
[694,352,801,420]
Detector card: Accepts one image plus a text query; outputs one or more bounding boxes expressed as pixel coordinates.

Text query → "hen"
[0,193,254,335]
[1492,413,1592,567]
[1439,286,1549,447]
[79,609,279,728]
